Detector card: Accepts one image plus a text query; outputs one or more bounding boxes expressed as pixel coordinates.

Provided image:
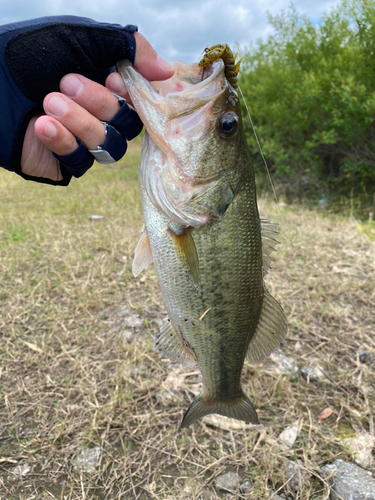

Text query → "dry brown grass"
[0,139,374,499]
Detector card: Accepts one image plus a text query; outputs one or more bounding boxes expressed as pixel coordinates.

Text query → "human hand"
[21,32,174,181]
[0,17,174,184]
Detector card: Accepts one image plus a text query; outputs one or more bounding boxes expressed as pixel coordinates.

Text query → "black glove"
[0,16,143,185]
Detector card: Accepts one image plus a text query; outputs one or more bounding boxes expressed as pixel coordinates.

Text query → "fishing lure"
[199,44,243,90]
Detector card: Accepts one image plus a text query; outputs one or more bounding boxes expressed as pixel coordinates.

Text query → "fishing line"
[238,85,279,205]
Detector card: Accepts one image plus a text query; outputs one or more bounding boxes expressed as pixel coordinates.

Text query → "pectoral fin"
[246,289,287,363]
[154,318,196,366]
[168,227,199,284]
[132,225,153,277]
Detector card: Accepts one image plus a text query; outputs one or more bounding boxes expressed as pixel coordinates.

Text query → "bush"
[239,0,375,195]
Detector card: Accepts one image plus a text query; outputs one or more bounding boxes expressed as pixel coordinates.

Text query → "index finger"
[60,74,121,122]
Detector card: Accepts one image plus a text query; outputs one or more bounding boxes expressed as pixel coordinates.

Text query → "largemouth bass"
[118,56,287,428]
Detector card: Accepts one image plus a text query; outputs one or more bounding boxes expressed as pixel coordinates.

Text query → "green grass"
[0,137,374,499]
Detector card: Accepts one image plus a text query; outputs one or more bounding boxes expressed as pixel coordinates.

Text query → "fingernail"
[156,56,174,73]
[44,122,57,139]
[47,96,68,116]
[60,74,83,97]
[108,73,127,94]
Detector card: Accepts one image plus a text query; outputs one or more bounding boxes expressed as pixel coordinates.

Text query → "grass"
[0,136,374,499]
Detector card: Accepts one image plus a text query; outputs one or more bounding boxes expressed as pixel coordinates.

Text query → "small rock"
[320,459,375,500]
[8,461,31,480]
[269,492,286,499]
[73,446,101,473]
[268,351,299,379]
[120,330,135,344]
[214,472,240,492]
[198,489,216,500]
[203,413,257,431]
[300,365,324,382]
[356,350,372,364]
[278,420,301,449]
[343,433,374,468]
[284,459,309,492]
[240,480,252,493]
[88,215,105,220]
[117,306,132,317]
[125,315,143,328]
[133,365,147,377]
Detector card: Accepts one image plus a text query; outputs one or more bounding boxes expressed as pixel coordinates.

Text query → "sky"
[0,0,342,62]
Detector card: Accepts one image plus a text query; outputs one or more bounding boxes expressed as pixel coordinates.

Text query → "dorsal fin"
[154,318,196,367]
[246,288,287,363]
[132,225,153,277]
[261,219,279,275]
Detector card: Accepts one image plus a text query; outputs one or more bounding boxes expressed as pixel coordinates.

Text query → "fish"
[117,55,287,428]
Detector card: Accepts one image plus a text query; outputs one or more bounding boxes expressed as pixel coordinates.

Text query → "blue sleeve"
[0,16,137,185]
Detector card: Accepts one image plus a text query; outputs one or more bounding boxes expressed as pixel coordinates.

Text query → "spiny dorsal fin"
[154,317,196,367]
[132,225,153,277]
[168,227,199,285]
[261,219,279,275]
[246,288,287,363]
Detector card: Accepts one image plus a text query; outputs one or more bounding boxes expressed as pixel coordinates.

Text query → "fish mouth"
[117,58,233,228]
[117,58,227,122]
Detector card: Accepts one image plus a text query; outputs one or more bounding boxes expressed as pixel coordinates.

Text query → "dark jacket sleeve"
[0,16,137,185]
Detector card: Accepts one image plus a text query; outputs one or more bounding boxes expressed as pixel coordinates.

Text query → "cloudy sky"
[0,0,341,62]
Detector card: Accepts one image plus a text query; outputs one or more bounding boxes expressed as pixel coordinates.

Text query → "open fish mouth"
[117,58,238,227]
[117,58,226,122]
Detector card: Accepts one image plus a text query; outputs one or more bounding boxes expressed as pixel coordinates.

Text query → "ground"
[0,137,374,499]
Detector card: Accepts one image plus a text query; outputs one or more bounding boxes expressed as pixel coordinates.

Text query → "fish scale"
[118,54,287,428]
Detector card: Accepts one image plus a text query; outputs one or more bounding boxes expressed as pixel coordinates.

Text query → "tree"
[239,0,375,194]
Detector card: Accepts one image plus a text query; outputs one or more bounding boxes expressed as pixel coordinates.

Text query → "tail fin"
[180,390,259,429]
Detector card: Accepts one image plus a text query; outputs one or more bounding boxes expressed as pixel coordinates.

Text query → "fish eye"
[218,112,238,138]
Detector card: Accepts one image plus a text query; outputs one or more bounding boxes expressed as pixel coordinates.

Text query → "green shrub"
[240,0,375,194]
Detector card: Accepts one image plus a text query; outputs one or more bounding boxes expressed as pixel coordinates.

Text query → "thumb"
[133,32,175,81]
[106,32,174,99]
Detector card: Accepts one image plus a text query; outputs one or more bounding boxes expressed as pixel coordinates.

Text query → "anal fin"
[246,288,287,363]
[154,317,196,367]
